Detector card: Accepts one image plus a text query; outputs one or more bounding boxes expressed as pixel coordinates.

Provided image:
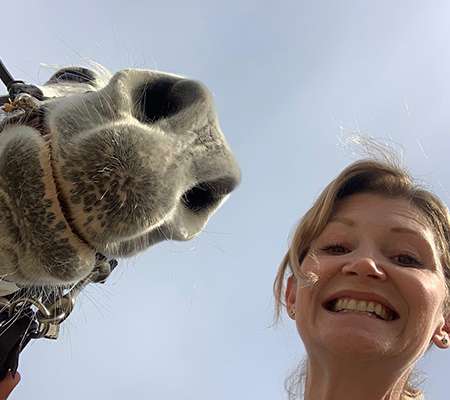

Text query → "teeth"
[348,299,356,311]
[330,297,394,320]
[356,301,366,312]
[375,303,384,319]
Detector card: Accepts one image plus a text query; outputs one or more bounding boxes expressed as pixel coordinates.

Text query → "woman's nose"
[341,256,387,280]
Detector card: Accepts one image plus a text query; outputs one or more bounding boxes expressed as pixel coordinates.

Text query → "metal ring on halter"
[8,297,52,320]
[35,296,75,325]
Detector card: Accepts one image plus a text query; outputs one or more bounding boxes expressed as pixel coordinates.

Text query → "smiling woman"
[274,157,450,400]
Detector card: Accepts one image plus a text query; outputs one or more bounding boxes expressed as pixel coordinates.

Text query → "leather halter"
[0,58,118,379]
[0,59,45,106]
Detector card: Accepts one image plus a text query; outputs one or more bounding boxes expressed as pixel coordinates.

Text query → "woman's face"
[286,193,449,364]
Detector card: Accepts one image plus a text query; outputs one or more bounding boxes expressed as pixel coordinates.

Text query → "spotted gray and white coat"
[0,66,240,293]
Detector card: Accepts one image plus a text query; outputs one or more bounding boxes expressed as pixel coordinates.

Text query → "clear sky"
[1,1,450,398]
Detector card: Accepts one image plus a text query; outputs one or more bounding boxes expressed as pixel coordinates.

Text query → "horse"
[0,64,240,352]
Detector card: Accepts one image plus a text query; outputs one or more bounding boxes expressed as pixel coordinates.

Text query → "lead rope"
[0,59,14,89]
[0,58,118,379]
[0,59,12,106]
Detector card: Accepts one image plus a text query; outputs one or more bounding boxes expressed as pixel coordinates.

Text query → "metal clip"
[0,254,118,341]
[37,295,75,340]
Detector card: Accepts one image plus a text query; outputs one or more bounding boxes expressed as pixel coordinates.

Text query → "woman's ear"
[285,275,297,320]
[432,315,450,349]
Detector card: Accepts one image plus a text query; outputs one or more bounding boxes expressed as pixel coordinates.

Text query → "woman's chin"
[321,331,390,358]
[302,311,401,358]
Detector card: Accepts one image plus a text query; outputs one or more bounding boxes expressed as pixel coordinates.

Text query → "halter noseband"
[0,58,118,379]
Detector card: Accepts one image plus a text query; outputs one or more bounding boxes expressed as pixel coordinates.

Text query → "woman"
[274,158,450,399]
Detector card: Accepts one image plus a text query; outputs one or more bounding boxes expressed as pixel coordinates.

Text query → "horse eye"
[48,67,96,85]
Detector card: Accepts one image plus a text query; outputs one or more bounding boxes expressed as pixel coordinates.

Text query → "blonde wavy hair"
[273,158,450,399]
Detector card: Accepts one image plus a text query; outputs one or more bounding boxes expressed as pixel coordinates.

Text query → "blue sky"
[1,1,450,398]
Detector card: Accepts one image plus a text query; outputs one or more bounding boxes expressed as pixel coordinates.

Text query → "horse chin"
[102,199,219,257]
[95,219,198,258]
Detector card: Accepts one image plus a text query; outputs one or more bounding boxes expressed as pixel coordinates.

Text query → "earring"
[289,308,296,318]
[442,336,448,346]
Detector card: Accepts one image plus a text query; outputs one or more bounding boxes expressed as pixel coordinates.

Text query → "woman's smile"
[322,290,400,321]
[324,298,396,321]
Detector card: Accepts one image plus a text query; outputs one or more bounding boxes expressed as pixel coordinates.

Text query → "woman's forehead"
[330,193,434,236]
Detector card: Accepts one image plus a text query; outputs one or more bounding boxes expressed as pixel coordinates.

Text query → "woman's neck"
[303,356,411,400]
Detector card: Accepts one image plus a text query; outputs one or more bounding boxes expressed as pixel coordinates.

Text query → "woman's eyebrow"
[389,226,435,249]
[330,218,426,237]
[329,218,432,245]
[329,217,354,227]
[389,226,423,237]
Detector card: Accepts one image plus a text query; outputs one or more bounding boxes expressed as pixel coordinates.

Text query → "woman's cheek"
[296,283,321,332]
[397,270,445,344]
[299,253,329,283]
[403,270,444,313]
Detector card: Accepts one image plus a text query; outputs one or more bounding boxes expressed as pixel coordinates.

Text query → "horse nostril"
[181,178,238,213]
[134,78,207,123]
[182,184,216,213]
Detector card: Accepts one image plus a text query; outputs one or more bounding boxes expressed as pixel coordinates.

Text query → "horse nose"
[133,75,241,215]
[134,77,212,123]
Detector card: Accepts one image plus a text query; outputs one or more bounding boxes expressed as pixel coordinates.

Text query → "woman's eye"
[321,244,350,255]
[392,254,423,267]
